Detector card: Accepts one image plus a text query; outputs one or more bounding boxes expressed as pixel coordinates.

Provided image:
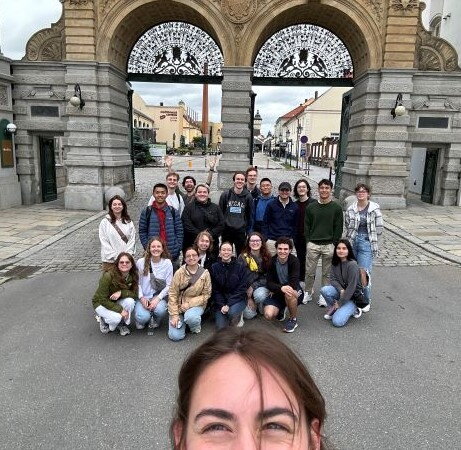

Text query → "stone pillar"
[218,66,253,189]
[0,55,22,209]
[64,62,134,210]
[440,143,461,206]
[340,69,414,209]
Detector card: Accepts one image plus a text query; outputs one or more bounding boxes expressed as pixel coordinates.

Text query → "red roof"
[279,98,315,120]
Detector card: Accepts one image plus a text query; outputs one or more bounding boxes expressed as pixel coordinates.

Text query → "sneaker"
[190,325,201,334]
[317,294,327,307]
[135,322,145,330]
[118,325,131,336]
[353,308,362,319]
[283,318,298,333]
[302,291,312,304]
[148,316,159,329]
[323,305,337,320]
[299,281,306,290]
[276,307,288,322]
[362,304,371,313]
[237,314,244,328]
[99,318,110,334]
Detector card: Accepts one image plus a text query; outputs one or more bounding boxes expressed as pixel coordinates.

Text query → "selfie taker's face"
[179,353,318,449]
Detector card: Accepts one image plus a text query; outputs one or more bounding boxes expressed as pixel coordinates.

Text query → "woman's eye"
[202,423,231,433]
[263,422,292,433]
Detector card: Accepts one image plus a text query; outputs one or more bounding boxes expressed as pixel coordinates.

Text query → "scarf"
[152,202,167,242]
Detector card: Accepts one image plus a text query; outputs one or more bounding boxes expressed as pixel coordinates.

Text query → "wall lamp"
[391,93,406,119]
[69,84,85,110]
[6,123,17,134]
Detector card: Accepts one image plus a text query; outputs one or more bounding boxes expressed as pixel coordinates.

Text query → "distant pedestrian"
[211,242,249,330]
[345,183,383,311]
[304,179,343,306]
[92,252,137,336]
[139,183,183,263]
[245,166,260,199]
[181,183,224,254]
[293,179,316,285]
[134,237,172,333]
[238,232,271,321]
[193,231,217,271]
[219,171,254,255]
[320,239,369,327]
[262,181,298,255]
[253,177,275,233]
[265,237,303,333]
[99,195,136,272]
[168,247,212,341]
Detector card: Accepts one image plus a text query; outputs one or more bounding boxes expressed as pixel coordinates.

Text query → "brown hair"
[245,166,258,176]
[193,230,214,253]
[355,183,371,194]
[166,172,180,181]
[241,231,272,270]
[232,171,246,181]
[143,236,171,276]
[108,195,131,224]
[170,328,327,449]
[112,252,138,288]
[275,236,294,250]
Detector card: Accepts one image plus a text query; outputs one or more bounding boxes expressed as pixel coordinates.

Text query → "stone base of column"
[0,175,22,209]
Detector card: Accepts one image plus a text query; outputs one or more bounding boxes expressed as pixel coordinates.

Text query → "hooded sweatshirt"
[219,188,254,232]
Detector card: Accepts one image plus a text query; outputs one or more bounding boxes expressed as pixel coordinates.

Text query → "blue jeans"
[134,299,167,326]
[215,300,247,329]
[320,285,359,328]
[243,286,270,320]
[168,306,204,341]
[353,234,373,273]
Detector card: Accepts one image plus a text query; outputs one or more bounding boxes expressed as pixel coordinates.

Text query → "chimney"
[315,91,318,99]
[305,98,308,103]
[160,102,163,106]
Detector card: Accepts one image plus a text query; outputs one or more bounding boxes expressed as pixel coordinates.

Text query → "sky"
[1,0,329,135]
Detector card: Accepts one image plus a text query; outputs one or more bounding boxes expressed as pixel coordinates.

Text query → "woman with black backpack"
[320,239,369,327]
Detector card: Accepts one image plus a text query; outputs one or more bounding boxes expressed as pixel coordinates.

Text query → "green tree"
[132,129,151,166]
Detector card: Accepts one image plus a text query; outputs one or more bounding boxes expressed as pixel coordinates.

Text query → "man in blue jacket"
[139,183,183,263]
[262,182,299,255]
[253,177,275,233]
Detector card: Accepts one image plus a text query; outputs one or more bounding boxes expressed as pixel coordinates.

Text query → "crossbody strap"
[107,218,128,244]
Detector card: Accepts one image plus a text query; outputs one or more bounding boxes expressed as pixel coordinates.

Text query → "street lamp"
[296,121,303,169]
[278,132,282,160]
[266,130,272,156]
[69,84,85,110]
[285,129,291,165]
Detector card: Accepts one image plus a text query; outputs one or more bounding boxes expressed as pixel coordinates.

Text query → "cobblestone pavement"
[0,153,452,283]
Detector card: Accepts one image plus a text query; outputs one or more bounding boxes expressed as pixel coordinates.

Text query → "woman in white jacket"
[99,195,136,271]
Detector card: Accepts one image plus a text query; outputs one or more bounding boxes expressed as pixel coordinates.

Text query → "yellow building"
[132,93,155,130]
[209,122,223,149]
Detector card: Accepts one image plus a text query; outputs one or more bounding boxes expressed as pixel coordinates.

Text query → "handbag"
[352,268,369,308]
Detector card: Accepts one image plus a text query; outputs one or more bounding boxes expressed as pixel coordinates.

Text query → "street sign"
[300,135,308,144]
[300,142,307,157]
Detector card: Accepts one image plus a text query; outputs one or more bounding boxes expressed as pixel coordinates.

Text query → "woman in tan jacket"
[168,247,212,341]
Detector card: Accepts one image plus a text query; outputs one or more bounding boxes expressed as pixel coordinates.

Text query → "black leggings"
[222,227,247,256]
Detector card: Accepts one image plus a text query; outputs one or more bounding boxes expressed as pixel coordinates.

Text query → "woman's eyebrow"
[195,409,235,422]
[258,408,298,421]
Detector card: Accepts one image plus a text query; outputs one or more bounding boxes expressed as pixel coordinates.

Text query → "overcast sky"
[1,0,329,135]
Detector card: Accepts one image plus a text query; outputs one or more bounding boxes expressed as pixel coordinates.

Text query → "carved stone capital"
[391,0,419,12]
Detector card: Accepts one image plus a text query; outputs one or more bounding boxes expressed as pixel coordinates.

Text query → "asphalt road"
[1,265,460,449]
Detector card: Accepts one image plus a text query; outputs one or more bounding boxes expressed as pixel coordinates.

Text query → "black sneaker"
[283,318,298,333]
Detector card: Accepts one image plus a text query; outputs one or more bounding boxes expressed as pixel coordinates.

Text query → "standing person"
[134,237,173,332]
[211,242,248,329]
[139,183,183,264]
[238,232,272,321]
[245,166,260,199]
[262,182,299,255]
[253,177,275,233]
[168,247,212,341]
[293,179,316,289]
[219,171,254,255]
[92,252,137,336]
[193,231,217,271]
[99,195,136,271]
[304,179,343,306]
[345,183,383,311]
[320,239,369,327]
[148,171,185,216]
[265,237,303,333]
[181,183,224,253]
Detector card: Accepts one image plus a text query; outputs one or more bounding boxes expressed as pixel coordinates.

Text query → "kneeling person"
[265,237,303,333]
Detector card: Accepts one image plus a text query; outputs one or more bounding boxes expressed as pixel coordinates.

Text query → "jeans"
[243,286,270,320]
[353,234,373,273]
[320,285,369,327]
[305,242,334,293]
[95,297,135,331]
[168,306,204,341]
[215,300,247,329]
[134,299,168,327]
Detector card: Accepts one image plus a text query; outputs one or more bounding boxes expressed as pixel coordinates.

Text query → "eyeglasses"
[119,261,131,265]
[249,239,262,243]
[356,190,368,193]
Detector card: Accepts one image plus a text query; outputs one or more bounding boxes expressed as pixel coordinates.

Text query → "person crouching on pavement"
[265,237,304,333]
[210,242,249,329]
[168,247,212,341]
[134,237,173,334]
[92,252,137,336]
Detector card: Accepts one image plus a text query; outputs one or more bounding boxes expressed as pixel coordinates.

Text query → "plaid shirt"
[345,201,383,256]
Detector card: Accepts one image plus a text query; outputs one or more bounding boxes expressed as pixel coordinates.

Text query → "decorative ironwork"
[128,22,223,76]
[254,25,354,79]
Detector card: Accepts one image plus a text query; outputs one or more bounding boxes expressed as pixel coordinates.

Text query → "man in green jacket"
[304,179,343,305]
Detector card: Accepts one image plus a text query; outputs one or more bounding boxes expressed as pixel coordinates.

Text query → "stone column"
[64,62,134,210]
[0,55,22,208]
[440,143,461,206]
[218,66,253,189]
[340,69,414,209]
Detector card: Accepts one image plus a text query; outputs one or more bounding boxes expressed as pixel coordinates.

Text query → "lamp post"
[296,121,303,169]
[285,129,290,165]
[278,132,282,160]
[266,130,272,156]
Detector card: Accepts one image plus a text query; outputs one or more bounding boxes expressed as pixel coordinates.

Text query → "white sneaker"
[99,318,110,334]
[148,316,159,329]
[302,291,312,304]
[300,281,306,290]
[190,325,201,334]
[135,322,145,330]
[118,325,131,336]
[317,294,327,307]
[362,304,371,313]
[353,308,362,319]
[237,314,244,327]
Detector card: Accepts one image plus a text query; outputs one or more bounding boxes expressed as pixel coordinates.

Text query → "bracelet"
[209,168,215,172]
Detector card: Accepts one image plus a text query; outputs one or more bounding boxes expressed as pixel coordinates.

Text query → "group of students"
[93,161,383,337]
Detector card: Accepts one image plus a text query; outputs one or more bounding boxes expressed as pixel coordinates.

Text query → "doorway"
[39,137,57,202]
[421,149,439,204]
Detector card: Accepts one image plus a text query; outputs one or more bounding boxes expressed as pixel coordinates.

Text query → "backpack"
[145,204,177,226]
